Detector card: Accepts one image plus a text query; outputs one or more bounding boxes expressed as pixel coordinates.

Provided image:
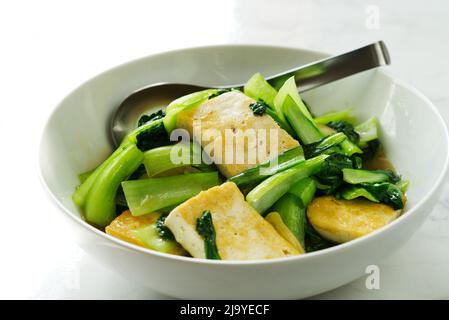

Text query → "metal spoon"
[111,41,390,146]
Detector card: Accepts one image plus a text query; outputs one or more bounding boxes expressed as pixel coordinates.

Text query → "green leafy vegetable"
[73,144,130,209]
[361,139,380,159]
[305,221,334,252]
[246,154,328,213]
[132,215,182,254]
[273,193,306,248]
[274,76,315,124]
[327,121,360,144]
[155,214,175,240]
[272,178,317,249]
[342,168,400,185]
[339,186,380,202]
[137,109,165,127]
[122,172,220,216]
[228,146,305,188]
[78,169,94,184]
[303,132,346,158]
[249,101,268,116]
[143,143,212,177]
[248,101,296,136]
[283,95,324,144]
[314,108,356,125]
[209,88,233,98]
[244,73,278,109]
[353,155,363,169]
[355,117,378,147]
[135,121,170,151]
[314,153,354,194]
[84,144,144,228]
[288,177,316,207]
[360,182,404,210]
[163,89,220,133]
[339,139,363,156]
[396,179,410,193]
[196,210,221,260]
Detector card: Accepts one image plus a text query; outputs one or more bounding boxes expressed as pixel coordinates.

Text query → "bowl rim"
[39,43,449,266]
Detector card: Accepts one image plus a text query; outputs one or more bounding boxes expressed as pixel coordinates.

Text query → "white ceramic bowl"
[39,45,449,299]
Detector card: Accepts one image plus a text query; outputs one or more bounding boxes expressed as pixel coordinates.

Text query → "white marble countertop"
[0,0,448,299]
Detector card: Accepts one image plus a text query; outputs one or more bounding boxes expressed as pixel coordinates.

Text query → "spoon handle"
[266,41,390,92]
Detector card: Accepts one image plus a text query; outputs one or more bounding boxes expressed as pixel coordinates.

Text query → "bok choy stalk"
[283,95,324,144]
[275,76,323,144]
[122,172,220,216]
[302,132,346,158]
[342,168,400,185]
[314,108,356,125]
[132,214,184,254]
[246,154,328,213]
[78,169,94,184]
[271,178,317,250]
[339,186,380,202]
[143,143,212,177]
[355,117,379,147]
[244,73,295,136]
[228,146,305,188]
[275,76,315,124]
[265,211,305,253]
[289,177,317,207]
[72,143,134,209]
[339,139,363,156]
[396,179,410,193]
[272,194,305,248]
[244,73,278,109]
[73,113,170,220]
[84,144,144,228]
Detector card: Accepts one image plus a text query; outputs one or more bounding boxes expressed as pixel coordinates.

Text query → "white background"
[0,0,448,299]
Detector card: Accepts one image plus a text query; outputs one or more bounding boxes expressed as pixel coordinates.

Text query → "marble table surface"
[0,0,448,299]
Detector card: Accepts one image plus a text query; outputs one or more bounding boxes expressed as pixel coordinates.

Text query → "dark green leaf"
[249,101,268,116]
[156,214,175,240]
[360,182,404,210]
[304,220,334,252]
[362,139,380,159]
[136,121,170,151]
[137,110,165,127]
[314,153,354,194]
[327,121,360,144]
[196,210,221,260]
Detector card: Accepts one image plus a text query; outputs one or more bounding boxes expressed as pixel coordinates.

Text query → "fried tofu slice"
[105,210,187,256]
[165,182,299,260]
[176,91,299,178]
[307,196,401,243]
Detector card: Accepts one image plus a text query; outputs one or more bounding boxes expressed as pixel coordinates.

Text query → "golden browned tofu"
[176,91,299,178]
[307,196,401,243]
[106,210,187,255]
[165,182,299,260]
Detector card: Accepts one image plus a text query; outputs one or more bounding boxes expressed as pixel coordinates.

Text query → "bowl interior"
[40,45,448,231]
